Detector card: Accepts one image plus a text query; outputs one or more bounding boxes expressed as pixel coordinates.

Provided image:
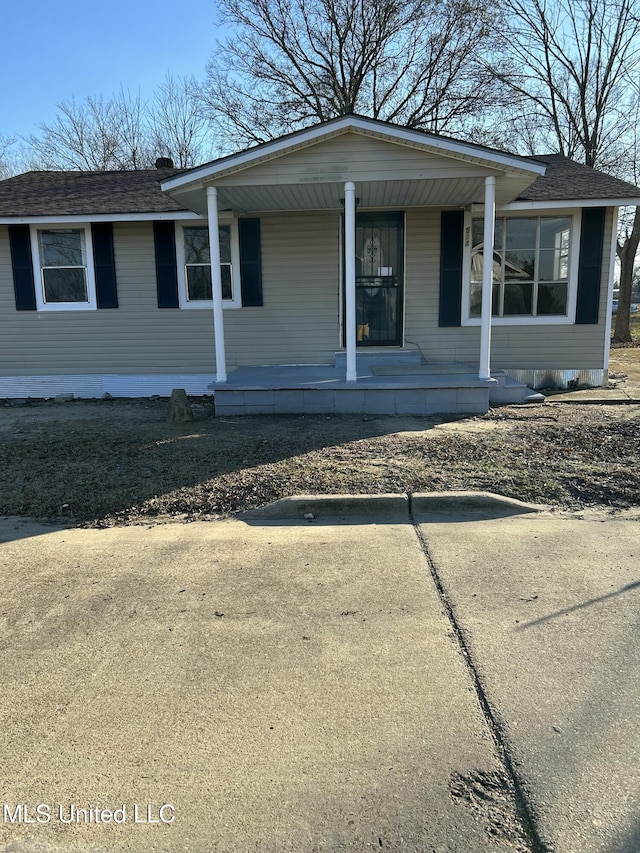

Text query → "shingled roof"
[518,154,640,201]
[0,151,638,218]
[0,168,189,217]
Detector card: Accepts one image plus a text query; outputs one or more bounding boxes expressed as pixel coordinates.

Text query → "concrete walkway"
[0,497,638,853]
[418,509,640,853]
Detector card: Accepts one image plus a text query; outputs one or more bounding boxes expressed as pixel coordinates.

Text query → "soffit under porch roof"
[173,174,528,215]
[181,175,526,215]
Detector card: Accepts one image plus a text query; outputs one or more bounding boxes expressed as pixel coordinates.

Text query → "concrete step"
[489,372,545,404]
[334,349,422,369]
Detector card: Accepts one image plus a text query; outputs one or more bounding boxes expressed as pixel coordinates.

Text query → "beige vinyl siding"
[0,214,340,377]
[0,227,11,310]
[193,131,537,213]
[214,133,496,186]
[1,223,212,376]
[405,208,480,363]
[110,223,214,373]
[225,212,339,365]
[0,205,612,381]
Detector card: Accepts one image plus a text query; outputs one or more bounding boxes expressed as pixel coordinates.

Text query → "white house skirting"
[0,375,215,399]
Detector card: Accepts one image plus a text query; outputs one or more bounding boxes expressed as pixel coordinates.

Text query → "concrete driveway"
[419,507,640,853]
[0,496,638,853]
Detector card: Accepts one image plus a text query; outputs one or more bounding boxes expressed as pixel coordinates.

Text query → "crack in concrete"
[409,501,553,853]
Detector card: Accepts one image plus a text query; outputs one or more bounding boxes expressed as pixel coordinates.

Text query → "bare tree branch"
[0,133,19,179]
[23,76,213,172]
[490,0,640,169]
[200,0,499,151]
[25,94,148,171]
[150,74,213,168]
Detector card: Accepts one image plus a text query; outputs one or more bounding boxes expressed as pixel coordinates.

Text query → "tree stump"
[166,388,194,423]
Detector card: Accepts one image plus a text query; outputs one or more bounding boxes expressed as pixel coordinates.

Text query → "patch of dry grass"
[1,398,639,526]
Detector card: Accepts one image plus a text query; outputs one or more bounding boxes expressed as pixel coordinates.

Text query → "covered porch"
[161,116,548,415]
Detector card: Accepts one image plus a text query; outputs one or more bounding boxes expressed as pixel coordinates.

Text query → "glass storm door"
[351,212,404,346]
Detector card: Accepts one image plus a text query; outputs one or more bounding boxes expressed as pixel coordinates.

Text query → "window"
[468,215,574,320]
[30,225,96,311]
[177,220,241,308]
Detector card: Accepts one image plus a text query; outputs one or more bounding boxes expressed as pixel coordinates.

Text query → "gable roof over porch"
[160,114,548,215]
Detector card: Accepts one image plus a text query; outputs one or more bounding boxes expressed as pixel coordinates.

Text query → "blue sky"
[1,0,223,139]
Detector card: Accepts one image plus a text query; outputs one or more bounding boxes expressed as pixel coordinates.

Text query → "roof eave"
[504,197,640,210]
[0,210,197,224]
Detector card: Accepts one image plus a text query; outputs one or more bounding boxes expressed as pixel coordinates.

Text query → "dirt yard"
[1,349,639,527]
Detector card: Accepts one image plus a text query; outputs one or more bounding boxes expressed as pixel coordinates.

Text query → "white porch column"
[478,176,496,381]
[206,186,227,383]
[344,181,357,382]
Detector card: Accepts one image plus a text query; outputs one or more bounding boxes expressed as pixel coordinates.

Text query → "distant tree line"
[1,74,210,174]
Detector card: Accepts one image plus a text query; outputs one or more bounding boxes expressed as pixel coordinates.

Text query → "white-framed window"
[175,218,241,309]
[462,210,581,325]
[30,224,96,311]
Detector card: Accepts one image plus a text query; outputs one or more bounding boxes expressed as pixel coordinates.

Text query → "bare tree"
[150,74,212,168]
[112,88,155,169]
[616,208,640,340]
[201,0,498,150]
[490,0,640,341]
[0,133,18,179]
[491,0,640,169]
[24,76,211,173]
[613,104,640,342]
[25,94,142,171]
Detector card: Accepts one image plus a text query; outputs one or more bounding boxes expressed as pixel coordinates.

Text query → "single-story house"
[2,114,639,415]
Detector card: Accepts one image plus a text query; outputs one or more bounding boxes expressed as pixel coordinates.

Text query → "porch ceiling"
[176,174,526,216]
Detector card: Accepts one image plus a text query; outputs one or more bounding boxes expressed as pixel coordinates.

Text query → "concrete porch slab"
[212,363,494,391]
[211,363,495,416]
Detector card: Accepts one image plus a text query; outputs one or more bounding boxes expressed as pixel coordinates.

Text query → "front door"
[352,212,404,346]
